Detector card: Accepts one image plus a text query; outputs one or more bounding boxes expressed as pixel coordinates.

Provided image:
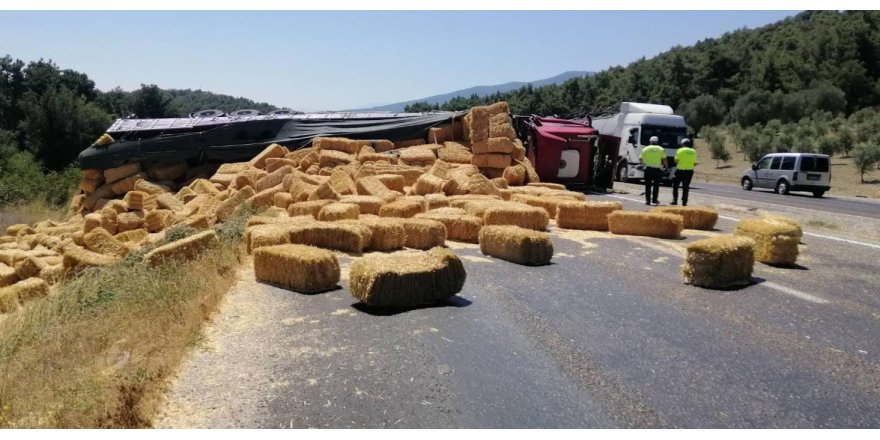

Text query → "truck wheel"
[741,177,753,191]
[812,190,825,198]
[616,163,629,183]
[775,180,789,195]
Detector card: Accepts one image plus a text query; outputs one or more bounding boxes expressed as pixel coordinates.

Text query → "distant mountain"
[358,71,591,112]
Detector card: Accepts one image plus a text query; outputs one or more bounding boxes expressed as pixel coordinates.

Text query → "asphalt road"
[615,180,880,219]
[157,197,880,428]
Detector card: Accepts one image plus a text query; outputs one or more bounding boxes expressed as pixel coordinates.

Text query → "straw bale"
[143,209,173,233]
[466,173,503,197]
[0,263,18,288]
[288,200,333,218]
[427,207,467,216]
[759,214,803,239]
[143,230,219,267]
[287,222,369,253]
[109,172,146,195]
[379,199,425,218]
[472,153,511,169]
[98,209,118,235]
[6,224,35,237]
[733,219,800,265]
[209,173,235,188]
[358,152,393,164]
[483,204,549,230]
[273,192,294,209]
[80,178,102,193]
[556,201,623,231]
[38,263,63,285]
[608,211,684,239]
[191,178,221,195]
[350,217,407,251]
[14,256,47,280]
[413,173,446,195]
[82,213,102,234]
[393,138,426,149]
[682,235,755,288]
[329,169,357,195]
[216,162,250,175]
[415,212,482,242]
[103,162,141,184]
[490,178,509,189]
[63,246,118,273]
[402,218,446,250]
[290,179,318,202]
[285,147,316,162]
[309,180,341,201]
[441,173,468,196]
[485,137,516,154]
[399,148,437,167]
[247,184,284,210]
[479,225,553,266]
[313,137,365,155]
[255,165,294,192]
[490,113,511,126]
[489,123,517,139]
[71,232,86,247]
[518,159,540,183]
[356,176,401,201]
[0,277,48,310]
[67,194,85,217]
[265,158,298,173]
[423,193,449,210]
[253,244,340,293]
[156,192,186,212]
[427,159,453,179]
[247,224,294,253]
[512,142,526,161]
[83,183,115,210]
[502,165,526,186]
[438,144,473,164]
[248,143,287,169]
[375,174,405,192]
[84,227,130,257]
[114,229,148,245]
[367,140,395,152]
[176,186,196,202]
[468,106,490,143]
[349,248,465,308]
[339,195,384,215]
[260,206,287,218]
[82,168,103,180]
[525,182,563,190]
[487,101,510,116]
[214,186,255,221]
[479,167,504,179]
[318,203,360,221]
[0,250,29,266]
[653,206,719,231]
[148,161,188,181]
[427,124,458,144]
[318,149,355,168]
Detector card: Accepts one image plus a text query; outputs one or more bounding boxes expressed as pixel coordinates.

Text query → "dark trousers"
[673,169,694,205]
[644,167,662,204]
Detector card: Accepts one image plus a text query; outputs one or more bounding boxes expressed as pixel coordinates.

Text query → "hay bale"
[438,143,473,164]
[0,278,49,312]
[402,218,446,250]
[176,186,197,202]
[318,149,355,168]
[82,168,103,180]
[608,211,684,239]
[483,204,549,230]
[103,162,141,184]
[124,191,157,211]
[308,180,342,201]
[340,195,384,215]
[424,193,449,210]
[265,158,298,173]
[212,186,253,221]
[6,224,35,237]
[110,172,147,195]
[527,182,565,190]
[508,194,566,218]
[248,143,287,169]
[216,162,250,175]
[247,224,294,253]
[83,227,130,257]
[367,139,396,152]
[351,217,407,251]
[318,203,360,221]
[413,173,445,195]
[14,256,47,280]
[557,201,623,231]
[489,123,517,139]
[288,222,369,253]
[487,101,509,116]
[474,137,515,154]
[392,138,426,149]
[256,165,295,192]
[0,263,19,288]
[399,148,437,167]
[329,169,358,195]
[253,244,340,293]
[683,235,755,288]
[210,173,235,188]
[349,248,466,308]
[653,206,719,230]
[247,184,284,210]
[114,229,148,245]
[416,212,482,243]
[379,199,425,218]
[519,159,540,183]
[467,173,502,197]
[479,225,553,266]
[288,200,333,218]
[502,165,525,186]
[290,179,318,201]
[472,153,512,169]
[143,230,219,267]
[148,161,188,181]
[144,209,174,233]
[156,193,186,212]
[82,183,114,211]
[134,178,169,195]
[63,246,118,273]
[490,177,509,189]
[760,214,803,239]
[191,178,221,195]
[468,106,490,143]
[313,137,364,155]
[273,192,295,209]
[80,178,102,193]
[734,219,800,265]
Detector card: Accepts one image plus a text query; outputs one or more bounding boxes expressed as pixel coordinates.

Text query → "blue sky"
[0,10,797,111]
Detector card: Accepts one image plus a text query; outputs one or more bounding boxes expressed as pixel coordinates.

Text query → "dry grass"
[0,207,252,428]
[0,200,67,232]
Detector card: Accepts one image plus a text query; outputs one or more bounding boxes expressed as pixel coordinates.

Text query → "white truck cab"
[591,102,689,183]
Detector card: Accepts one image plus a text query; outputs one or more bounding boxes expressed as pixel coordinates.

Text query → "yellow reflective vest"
[675,147,697,170]
[640,145,665,168]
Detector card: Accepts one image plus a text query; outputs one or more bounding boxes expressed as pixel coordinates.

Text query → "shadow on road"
[257,281,343,295]
[761,262,810,271]
[352,295,473,316]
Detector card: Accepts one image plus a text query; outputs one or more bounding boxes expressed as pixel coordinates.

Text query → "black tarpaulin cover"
[78,112,464,169]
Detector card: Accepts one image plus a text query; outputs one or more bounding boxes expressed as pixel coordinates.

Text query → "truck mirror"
[751,163,757,171]
[627,135,636,145]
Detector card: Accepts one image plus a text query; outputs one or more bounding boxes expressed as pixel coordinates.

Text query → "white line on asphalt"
[761,281,830,304]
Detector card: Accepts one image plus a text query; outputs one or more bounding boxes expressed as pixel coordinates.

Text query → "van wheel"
[775,180,789,195]
[812,190,825,198]
[741,177,753,191]
[616,163,629,183]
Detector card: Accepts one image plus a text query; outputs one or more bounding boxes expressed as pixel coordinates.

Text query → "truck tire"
[230,109,260,116]
[812,190,825,198]
[775,179,790,195]
[616,162,629,183]
[741,177,753,191]
[190,109,225,118]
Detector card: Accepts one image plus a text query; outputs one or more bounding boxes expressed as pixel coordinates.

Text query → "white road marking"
[761,281,830,304]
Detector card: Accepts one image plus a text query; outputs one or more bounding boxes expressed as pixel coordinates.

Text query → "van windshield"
[640,124,688,149]
[800,156,829,172]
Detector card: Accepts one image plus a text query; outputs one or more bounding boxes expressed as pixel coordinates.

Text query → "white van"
[740,153,831,198]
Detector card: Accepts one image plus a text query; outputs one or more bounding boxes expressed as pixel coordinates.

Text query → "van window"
[756,157,773,169]
[781,156,796,170]
[771,157,782,170]
[800,156,830,172]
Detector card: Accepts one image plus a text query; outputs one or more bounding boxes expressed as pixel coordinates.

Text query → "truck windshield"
[640,124,688,149]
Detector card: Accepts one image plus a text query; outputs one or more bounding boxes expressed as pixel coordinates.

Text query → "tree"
[838,126,855,157]
[129,84,176,118]
[679,94,726,135]
[704,128,731,167]
[851,142,880,182]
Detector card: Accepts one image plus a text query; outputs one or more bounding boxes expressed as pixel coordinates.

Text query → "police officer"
[672,138,697,206]
[639,136,667,206]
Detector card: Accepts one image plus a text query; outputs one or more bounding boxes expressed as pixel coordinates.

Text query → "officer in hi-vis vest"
[672,138,697,206]
[639,136,667,206]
